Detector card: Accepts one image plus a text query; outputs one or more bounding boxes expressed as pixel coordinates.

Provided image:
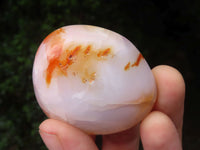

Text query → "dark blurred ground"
[0,0,199,149]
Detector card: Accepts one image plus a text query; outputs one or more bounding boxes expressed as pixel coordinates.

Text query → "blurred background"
[0,0,199,149]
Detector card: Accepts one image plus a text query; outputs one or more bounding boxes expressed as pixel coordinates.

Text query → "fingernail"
[39,130,63,150]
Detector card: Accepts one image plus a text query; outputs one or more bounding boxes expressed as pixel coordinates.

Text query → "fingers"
[152,65,185,137]
[39,119,98,150]
[140,65,185,150]
[102,125,140,150]
[140,111,182,150]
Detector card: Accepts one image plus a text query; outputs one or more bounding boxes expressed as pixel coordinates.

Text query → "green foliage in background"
[0,0,199,149]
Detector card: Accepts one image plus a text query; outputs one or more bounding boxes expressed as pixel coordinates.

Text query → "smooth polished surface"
[33,25,157,134]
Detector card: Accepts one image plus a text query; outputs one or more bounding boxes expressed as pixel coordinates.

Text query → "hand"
[39,65,185,150]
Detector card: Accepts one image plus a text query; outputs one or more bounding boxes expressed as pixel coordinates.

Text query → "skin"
[39,65,185,150]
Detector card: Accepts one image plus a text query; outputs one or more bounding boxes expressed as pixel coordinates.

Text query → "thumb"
[39,119,98,150]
